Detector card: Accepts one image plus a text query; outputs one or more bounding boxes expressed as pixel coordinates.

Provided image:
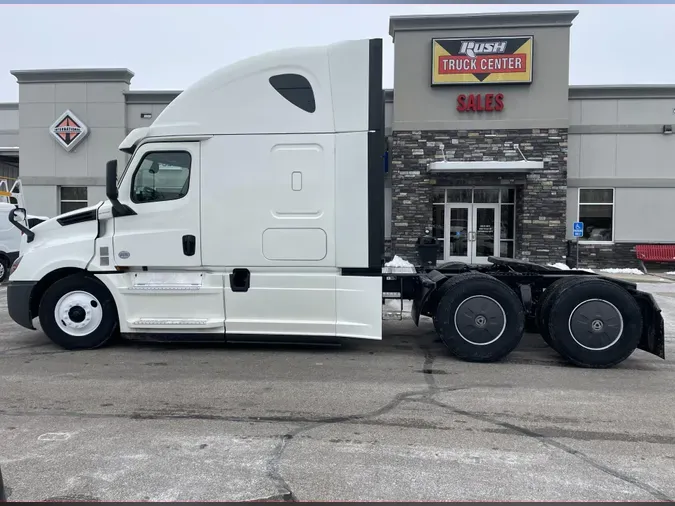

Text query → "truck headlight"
[9,256,22,277]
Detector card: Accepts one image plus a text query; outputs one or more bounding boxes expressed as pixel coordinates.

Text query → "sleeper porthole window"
[269,73,316,113]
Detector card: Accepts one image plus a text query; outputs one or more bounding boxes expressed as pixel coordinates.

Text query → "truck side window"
[130,151,192,204]
[269,73,315,113]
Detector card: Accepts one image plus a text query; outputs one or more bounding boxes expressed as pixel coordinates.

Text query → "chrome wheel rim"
[54,291,103,337]
[454,295,507,346]
[567,298,624,351]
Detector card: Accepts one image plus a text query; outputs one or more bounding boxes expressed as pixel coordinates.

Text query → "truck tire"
[535,276,584,351]
[547,277,643,368]
[38,273,119,350]
[0,463,6,502]
[433,272,525,362]
[0,255,8,283]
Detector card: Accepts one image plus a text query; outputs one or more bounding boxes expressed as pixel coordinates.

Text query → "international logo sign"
[431,36,533,86]
[49,110,89,152]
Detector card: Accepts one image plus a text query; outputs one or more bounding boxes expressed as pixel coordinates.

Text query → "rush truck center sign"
[431,36,533,86]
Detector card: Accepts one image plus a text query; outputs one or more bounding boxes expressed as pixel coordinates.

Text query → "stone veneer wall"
[390,128,568,266]
[567,242,674,271]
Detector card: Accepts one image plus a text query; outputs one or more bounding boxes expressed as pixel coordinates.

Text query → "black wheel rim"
[453,295,506,346]
[568,298,624,351]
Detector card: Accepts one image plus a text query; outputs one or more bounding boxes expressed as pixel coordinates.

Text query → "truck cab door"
[112,142,201,267]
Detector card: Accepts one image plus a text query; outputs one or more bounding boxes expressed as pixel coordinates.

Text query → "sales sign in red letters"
[457,93,504,112]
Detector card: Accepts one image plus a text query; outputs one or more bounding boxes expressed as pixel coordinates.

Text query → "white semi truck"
[5,38,665,368]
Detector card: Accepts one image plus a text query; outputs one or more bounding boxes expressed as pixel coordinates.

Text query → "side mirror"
[104,159,136,218]
[106,159,118,200]
[8,206,34,242]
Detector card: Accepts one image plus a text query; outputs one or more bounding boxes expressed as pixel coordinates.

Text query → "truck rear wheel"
[536,276,584,351]
[547,277,642,368]
[433,272,525,362]
[38,274,119,350]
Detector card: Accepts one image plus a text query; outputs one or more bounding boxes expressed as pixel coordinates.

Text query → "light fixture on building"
[437,142,447,162]
[141,113,152,119]
[663,125,673,135]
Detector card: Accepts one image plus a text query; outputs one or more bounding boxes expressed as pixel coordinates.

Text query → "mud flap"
[635,291,665,359]
[411,270,444,326]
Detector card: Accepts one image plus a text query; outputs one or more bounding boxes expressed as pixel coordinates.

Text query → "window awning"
[428,160,544,173]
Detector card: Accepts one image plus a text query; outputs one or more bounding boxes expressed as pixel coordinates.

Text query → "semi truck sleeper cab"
[5,38,665,369]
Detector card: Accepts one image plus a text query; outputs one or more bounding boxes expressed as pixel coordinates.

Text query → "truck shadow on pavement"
[0,316,665,371]
[91,319,664,372]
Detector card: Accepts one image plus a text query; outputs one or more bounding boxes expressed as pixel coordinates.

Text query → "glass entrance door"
[472,205,498,264]
[445,204,471,263]
[437,188,516,265]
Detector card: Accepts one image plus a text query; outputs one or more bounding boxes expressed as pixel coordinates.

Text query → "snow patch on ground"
[599,268,644,275]
[382,255,416,274]
[546,263,646,276]
[547,262,571,270]
[547,263,595,273]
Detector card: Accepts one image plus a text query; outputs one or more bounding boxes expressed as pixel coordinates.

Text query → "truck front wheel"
[38,274,119,350]
[0,255,9,283]
[433,272,525,362]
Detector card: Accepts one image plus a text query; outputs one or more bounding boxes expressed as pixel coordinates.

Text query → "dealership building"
[1,9,674,268]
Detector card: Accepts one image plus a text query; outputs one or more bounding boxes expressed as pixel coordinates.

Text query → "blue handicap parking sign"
[573,221,584,237]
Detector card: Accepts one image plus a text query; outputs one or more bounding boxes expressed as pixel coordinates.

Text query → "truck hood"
[20,201,103,254]
[31,202,103,234]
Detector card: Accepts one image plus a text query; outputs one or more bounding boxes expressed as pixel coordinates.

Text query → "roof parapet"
[10,68,134,84]
[389,10,579,39]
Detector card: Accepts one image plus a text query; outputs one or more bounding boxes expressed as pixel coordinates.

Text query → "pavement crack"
[263,387,429,501]
[417,341,673,502]
[261,344,459,501]
[266,434,298,501]
[421,346,438,391]
[427,398,673,502]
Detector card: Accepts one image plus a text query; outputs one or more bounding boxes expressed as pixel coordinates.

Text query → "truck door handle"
[230,268,250,293]
[182,235,196,256]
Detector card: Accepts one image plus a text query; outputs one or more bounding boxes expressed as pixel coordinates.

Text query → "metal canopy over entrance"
[428,160,543,172]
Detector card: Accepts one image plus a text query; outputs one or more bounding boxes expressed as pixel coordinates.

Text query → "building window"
[432,188,445,261]
[500,188,516,258]
[60,186,88,214]
[578,188,614,242]
[131,151,192,204]
[269,73,316,113]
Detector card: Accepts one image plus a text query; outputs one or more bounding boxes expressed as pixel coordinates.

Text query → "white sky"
[0,4,674,101]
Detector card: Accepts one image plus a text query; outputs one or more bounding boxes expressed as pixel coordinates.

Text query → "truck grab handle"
[8,207,35,243]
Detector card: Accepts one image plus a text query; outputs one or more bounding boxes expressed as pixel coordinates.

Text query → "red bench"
[635,244,675,273]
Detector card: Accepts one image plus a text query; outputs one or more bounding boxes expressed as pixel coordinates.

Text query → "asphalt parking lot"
[1,283,675,502]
